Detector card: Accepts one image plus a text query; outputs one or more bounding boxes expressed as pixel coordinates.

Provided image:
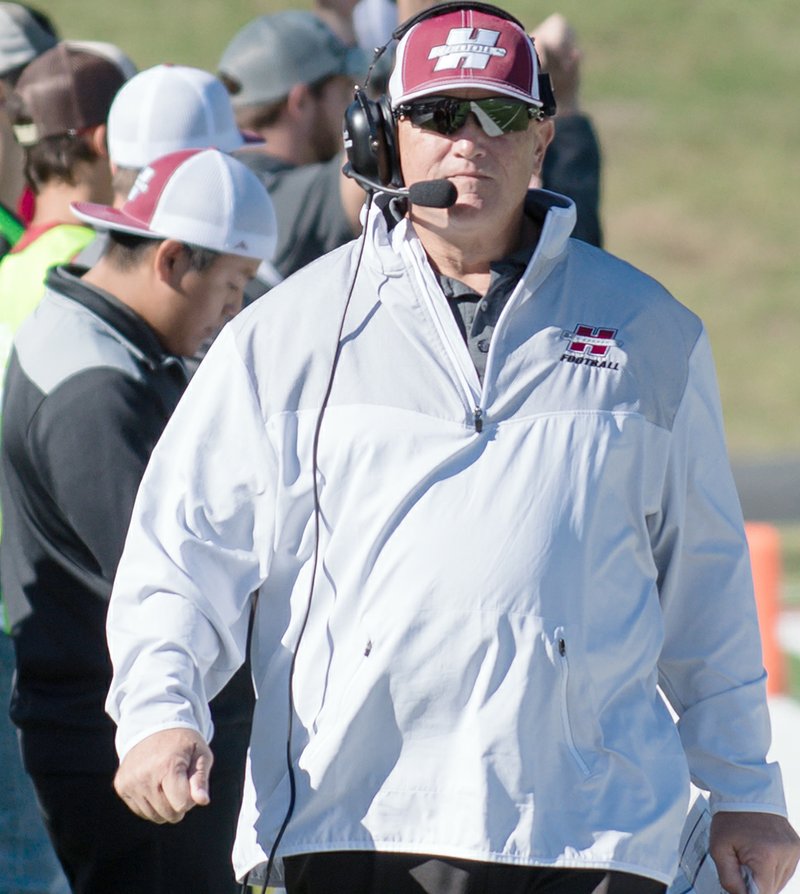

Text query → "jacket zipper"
[557,634,592,777]
[404,229,549,435]
[404,240,484,430]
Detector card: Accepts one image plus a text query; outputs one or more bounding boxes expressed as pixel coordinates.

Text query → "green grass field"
[51,0,799,457]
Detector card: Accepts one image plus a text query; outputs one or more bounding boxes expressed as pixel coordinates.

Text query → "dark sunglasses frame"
[393,95,545,137]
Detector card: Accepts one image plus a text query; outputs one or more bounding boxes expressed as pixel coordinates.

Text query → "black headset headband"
[391,1,528,43]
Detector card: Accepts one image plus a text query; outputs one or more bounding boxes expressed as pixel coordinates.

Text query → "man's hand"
[710,811,800,894]
[114,727,213,824]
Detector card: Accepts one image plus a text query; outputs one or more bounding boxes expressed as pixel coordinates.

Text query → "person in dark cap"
[0,41,130,378]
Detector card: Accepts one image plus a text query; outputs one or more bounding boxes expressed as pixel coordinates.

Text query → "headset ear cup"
[343,90,378,181]
[343,88,400,187]
[376,96,401,186]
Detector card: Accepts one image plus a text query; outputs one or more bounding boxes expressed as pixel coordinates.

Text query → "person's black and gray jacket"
[0,264,252,777]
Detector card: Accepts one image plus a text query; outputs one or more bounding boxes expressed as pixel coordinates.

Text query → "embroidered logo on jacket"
[560,324,620,370]
[428,28,506,71]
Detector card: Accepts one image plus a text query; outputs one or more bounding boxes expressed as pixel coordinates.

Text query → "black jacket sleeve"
[542,113,603,248]
[28,367,171,587]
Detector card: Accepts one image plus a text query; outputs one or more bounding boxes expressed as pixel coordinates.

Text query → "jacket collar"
[366,188,577,283]
[44,265,180,371]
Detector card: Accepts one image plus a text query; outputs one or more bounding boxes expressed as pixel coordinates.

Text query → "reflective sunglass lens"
[398,97,539,137]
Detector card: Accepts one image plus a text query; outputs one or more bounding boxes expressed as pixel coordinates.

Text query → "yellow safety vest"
[0,223,95,377]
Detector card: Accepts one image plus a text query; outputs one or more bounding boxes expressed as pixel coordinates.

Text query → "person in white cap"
[0,148,277,894]
[106,63,263,207]
[103,4,798,894]
[73,62,275,285]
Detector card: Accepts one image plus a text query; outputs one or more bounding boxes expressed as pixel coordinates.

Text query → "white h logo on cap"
[428,28,506,71]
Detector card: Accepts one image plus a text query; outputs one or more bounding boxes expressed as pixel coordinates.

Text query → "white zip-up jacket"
[106,191,786,886]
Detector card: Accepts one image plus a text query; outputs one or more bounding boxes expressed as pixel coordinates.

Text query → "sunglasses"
[394,95,544,137]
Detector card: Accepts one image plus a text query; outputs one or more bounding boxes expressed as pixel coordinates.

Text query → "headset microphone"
[342,162,457,208]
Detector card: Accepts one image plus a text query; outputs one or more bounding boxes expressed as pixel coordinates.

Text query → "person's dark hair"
[104,230,220,273]
[19,133,99,193]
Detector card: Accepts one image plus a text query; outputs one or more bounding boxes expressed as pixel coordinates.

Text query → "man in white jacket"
[105,4,800,894]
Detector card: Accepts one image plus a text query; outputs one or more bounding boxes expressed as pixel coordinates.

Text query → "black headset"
[343,0,557,192]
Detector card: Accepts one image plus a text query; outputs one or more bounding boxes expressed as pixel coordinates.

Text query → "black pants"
[31,744,247,894]
[282,852,668,894]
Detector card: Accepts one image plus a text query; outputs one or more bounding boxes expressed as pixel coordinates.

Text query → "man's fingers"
[113,728,213,824]
[188,747,212,806]
[714,855,749,894]
[115,784,169,825]
[710,812,800,894]
[160,742,213,814]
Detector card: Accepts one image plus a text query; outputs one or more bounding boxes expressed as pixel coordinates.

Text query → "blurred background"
[48,0,800,687]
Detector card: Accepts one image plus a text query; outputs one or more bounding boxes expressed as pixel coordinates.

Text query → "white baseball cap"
[71,148,278,262]
[108,63,261,169]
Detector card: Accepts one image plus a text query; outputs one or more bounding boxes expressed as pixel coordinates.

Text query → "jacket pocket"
[554,626,593,777]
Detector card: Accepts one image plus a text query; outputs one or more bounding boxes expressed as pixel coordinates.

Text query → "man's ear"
[286,82,312,119]
[153,239,190,290]
[88,123,109,159]
[531,118,555,180]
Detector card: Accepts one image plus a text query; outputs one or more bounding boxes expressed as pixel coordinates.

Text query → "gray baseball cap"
[0,2,57,79]
[218,11,367,108]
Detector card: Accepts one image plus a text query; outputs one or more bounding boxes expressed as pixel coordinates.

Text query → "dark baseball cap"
[11,41,128,146]
[218,11,366,108]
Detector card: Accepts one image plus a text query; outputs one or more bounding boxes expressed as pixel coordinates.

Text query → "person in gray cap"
[218,10,368,285]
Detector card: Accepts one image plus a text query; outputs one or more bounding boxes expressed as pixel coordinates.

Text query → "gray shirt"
[439,244,534,383]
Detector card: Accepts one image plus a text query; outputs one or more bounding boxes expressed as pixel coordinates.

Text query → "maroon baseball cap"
[11,41,127,146]
[388,7,542,107]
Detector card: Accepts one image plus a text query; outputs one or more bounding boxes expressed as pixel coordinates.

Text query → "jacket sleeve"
[541,113,603,248]
[29,368,170,586]
[651,328,786,815]
[105,326,277,758]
